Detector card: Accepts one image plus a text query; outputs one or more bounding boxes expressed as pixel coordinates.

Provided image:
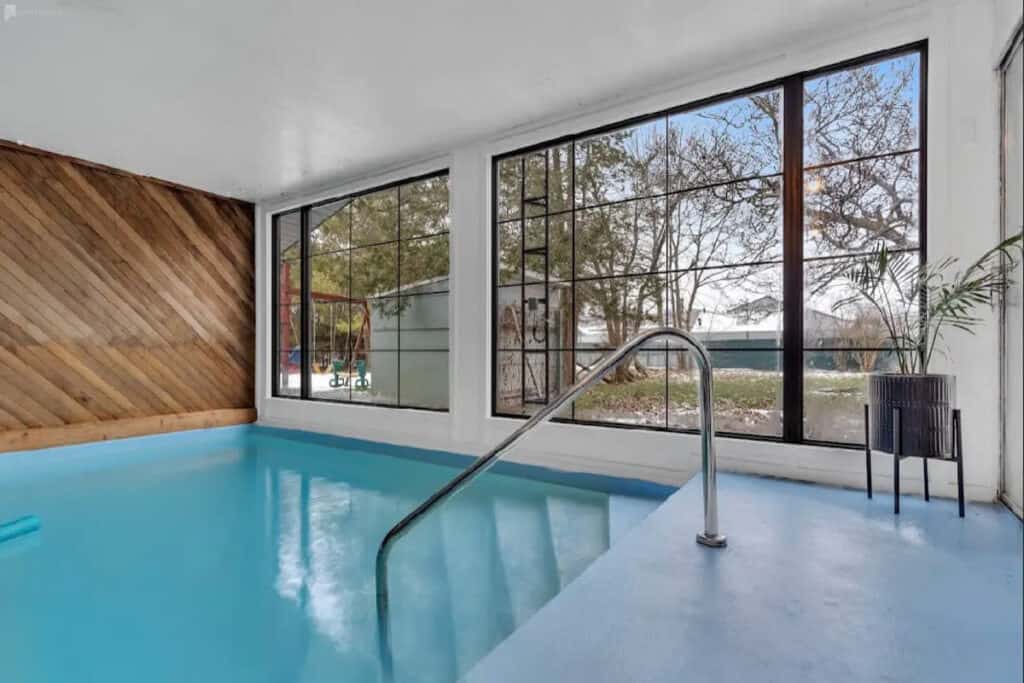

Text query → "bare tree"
[498,55,922,391]
[831,304,889,371]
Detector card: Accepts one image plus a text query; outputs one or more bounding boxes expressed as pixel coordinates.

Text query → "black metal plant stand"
[864,405,965,517]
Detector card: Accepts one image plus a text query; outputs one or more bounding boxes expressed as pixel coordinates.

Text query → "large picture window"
[491,44,925,445]
[273,171,450,410]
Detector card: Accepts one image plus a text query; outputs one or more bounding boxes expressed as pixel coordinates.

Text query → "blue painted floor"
[467,474,1024,683]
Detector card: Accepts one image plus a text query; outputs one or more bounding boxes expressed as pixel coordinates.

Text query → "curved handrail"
[375,327,726,680]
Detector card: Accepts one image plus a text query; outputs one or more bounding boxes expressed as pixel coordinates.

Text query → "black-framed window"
[491,43,926,446]
[273,170,450,411]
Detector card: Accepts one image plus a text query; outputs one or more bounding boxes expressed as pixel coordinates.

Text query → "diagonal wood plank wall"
[0,143,255,451]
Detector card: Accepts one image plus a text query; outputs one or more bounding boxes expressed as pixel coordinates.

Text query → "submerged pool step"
[438,498,515,674]
[491,496,561,627]
[0,515,41,544]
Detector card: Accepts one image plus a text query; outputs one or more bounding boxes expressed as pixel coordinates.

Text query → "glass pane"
[498,221,522,285]
[400,175,449,239]
[519,146,574,216]
[276,256,301,306]
[540,283,573,351]
[498,283,573,351]
[575,197,666,278]
[310,360,352,401]
[495,286,523,349]
[494,351,573,417]
[804,252,919,348]
[576,276,665,348]
[310,301,352,402]
[349,351,398,405]
[400,234,449,291]
[497,157,522,221]
[668,350,783,437]
[311,300,350,370]
[668,88,783,190]
[351,243,399,299]
[349,301,371,354]
[275,211,302,398]
[525,217,546,250]
[548,144,573,214]
[523,351,549,403]
[549,214,572,282]
[668,177,782,270]
[804,350,902,444]
[524,252,547,284]
[277,304,302,355]
[399,293,449,350]
[521,285,548,350]
[669,265,784,348]
[310,251,349,298]
[367,297,400,350]
[276,352,300,397]
[351,188,398,246]
[524,152,549,218]
[399,352,449,409]
[276,305,301,397]
[495,351,524,414]
[575,118,667,207]
[804,52,921,166]
[310,200,351,254]
[276,210,302,261]
[274,210,301,305]
[547,350,574,404]
[804,152,919,259]
[315,302,365,361]
[574,348,667,428]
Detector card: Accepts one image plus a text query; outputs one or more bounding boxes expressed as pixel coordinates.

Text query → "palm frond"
[833,231,1022,373]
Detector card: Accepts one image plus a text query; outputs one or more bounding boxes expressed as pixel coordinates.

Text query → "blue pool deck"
[467,472,1024,683]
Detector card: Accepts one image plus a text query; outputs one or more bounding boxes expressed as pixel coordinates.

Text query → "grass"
[569,367,868,442]
[574,369,865,412]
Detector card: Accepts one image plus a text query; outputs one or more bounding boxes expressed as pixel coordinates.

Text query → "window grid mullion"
[271,216,281,397]
[300,206,311,401]
[782,75,804,443]
[397,184,402,406]
[570,140,577,421]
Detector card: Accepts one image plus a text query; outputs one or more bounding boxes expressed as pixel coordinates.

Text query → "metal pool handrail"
[375,327,726,680]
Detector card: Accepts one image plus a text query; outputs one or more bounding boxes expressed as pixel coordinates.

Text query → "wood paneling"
[0,142,255,449]
[0,409,257,454]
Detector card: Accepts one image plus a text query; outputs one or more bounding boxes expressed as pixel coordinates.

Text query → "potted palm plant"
[835,233,1023,456]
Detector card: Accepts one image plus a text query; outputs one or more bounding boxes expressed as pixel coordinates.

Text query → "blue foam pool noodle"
[0,515,41,544]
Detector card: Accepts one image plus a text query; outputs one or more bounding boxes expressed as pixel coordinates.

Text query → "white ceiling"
[0,0,923,202]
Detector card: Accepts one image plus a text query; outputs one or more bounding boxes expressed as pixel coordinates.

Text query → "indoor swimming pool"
[0,427,662,682]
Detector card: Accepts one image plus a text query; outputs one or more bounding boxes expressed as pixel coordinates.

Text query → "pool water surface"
[0,427,662,683]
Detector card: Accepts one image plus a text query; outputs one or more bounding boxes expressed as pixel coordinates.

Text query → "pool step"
[0,515,40,545]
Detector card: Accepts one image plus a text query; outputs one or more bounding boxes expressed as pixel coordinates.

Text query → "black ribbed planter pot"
[868,374,956,457]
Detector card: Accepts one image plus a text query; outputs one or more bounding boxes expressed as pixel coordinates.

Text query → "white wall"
[994,0,1024,58]
[257,0,1012,503]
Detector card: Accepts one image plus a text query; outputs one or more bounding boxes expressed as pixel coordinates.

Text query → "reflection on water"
[0,433,658,683]
[268,464,629,682]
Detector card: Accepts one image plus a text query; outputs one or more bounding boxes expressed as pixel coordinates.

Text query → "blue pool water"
[0,427,662,682]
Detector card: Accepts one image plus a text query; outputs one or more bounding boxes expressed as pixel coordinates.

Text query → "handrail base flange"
[696,532,727,548]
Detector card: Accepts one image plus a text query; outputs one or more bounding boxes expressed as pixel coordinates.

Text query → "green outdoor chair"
[354,359,370,391]
[329,359,349,389]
